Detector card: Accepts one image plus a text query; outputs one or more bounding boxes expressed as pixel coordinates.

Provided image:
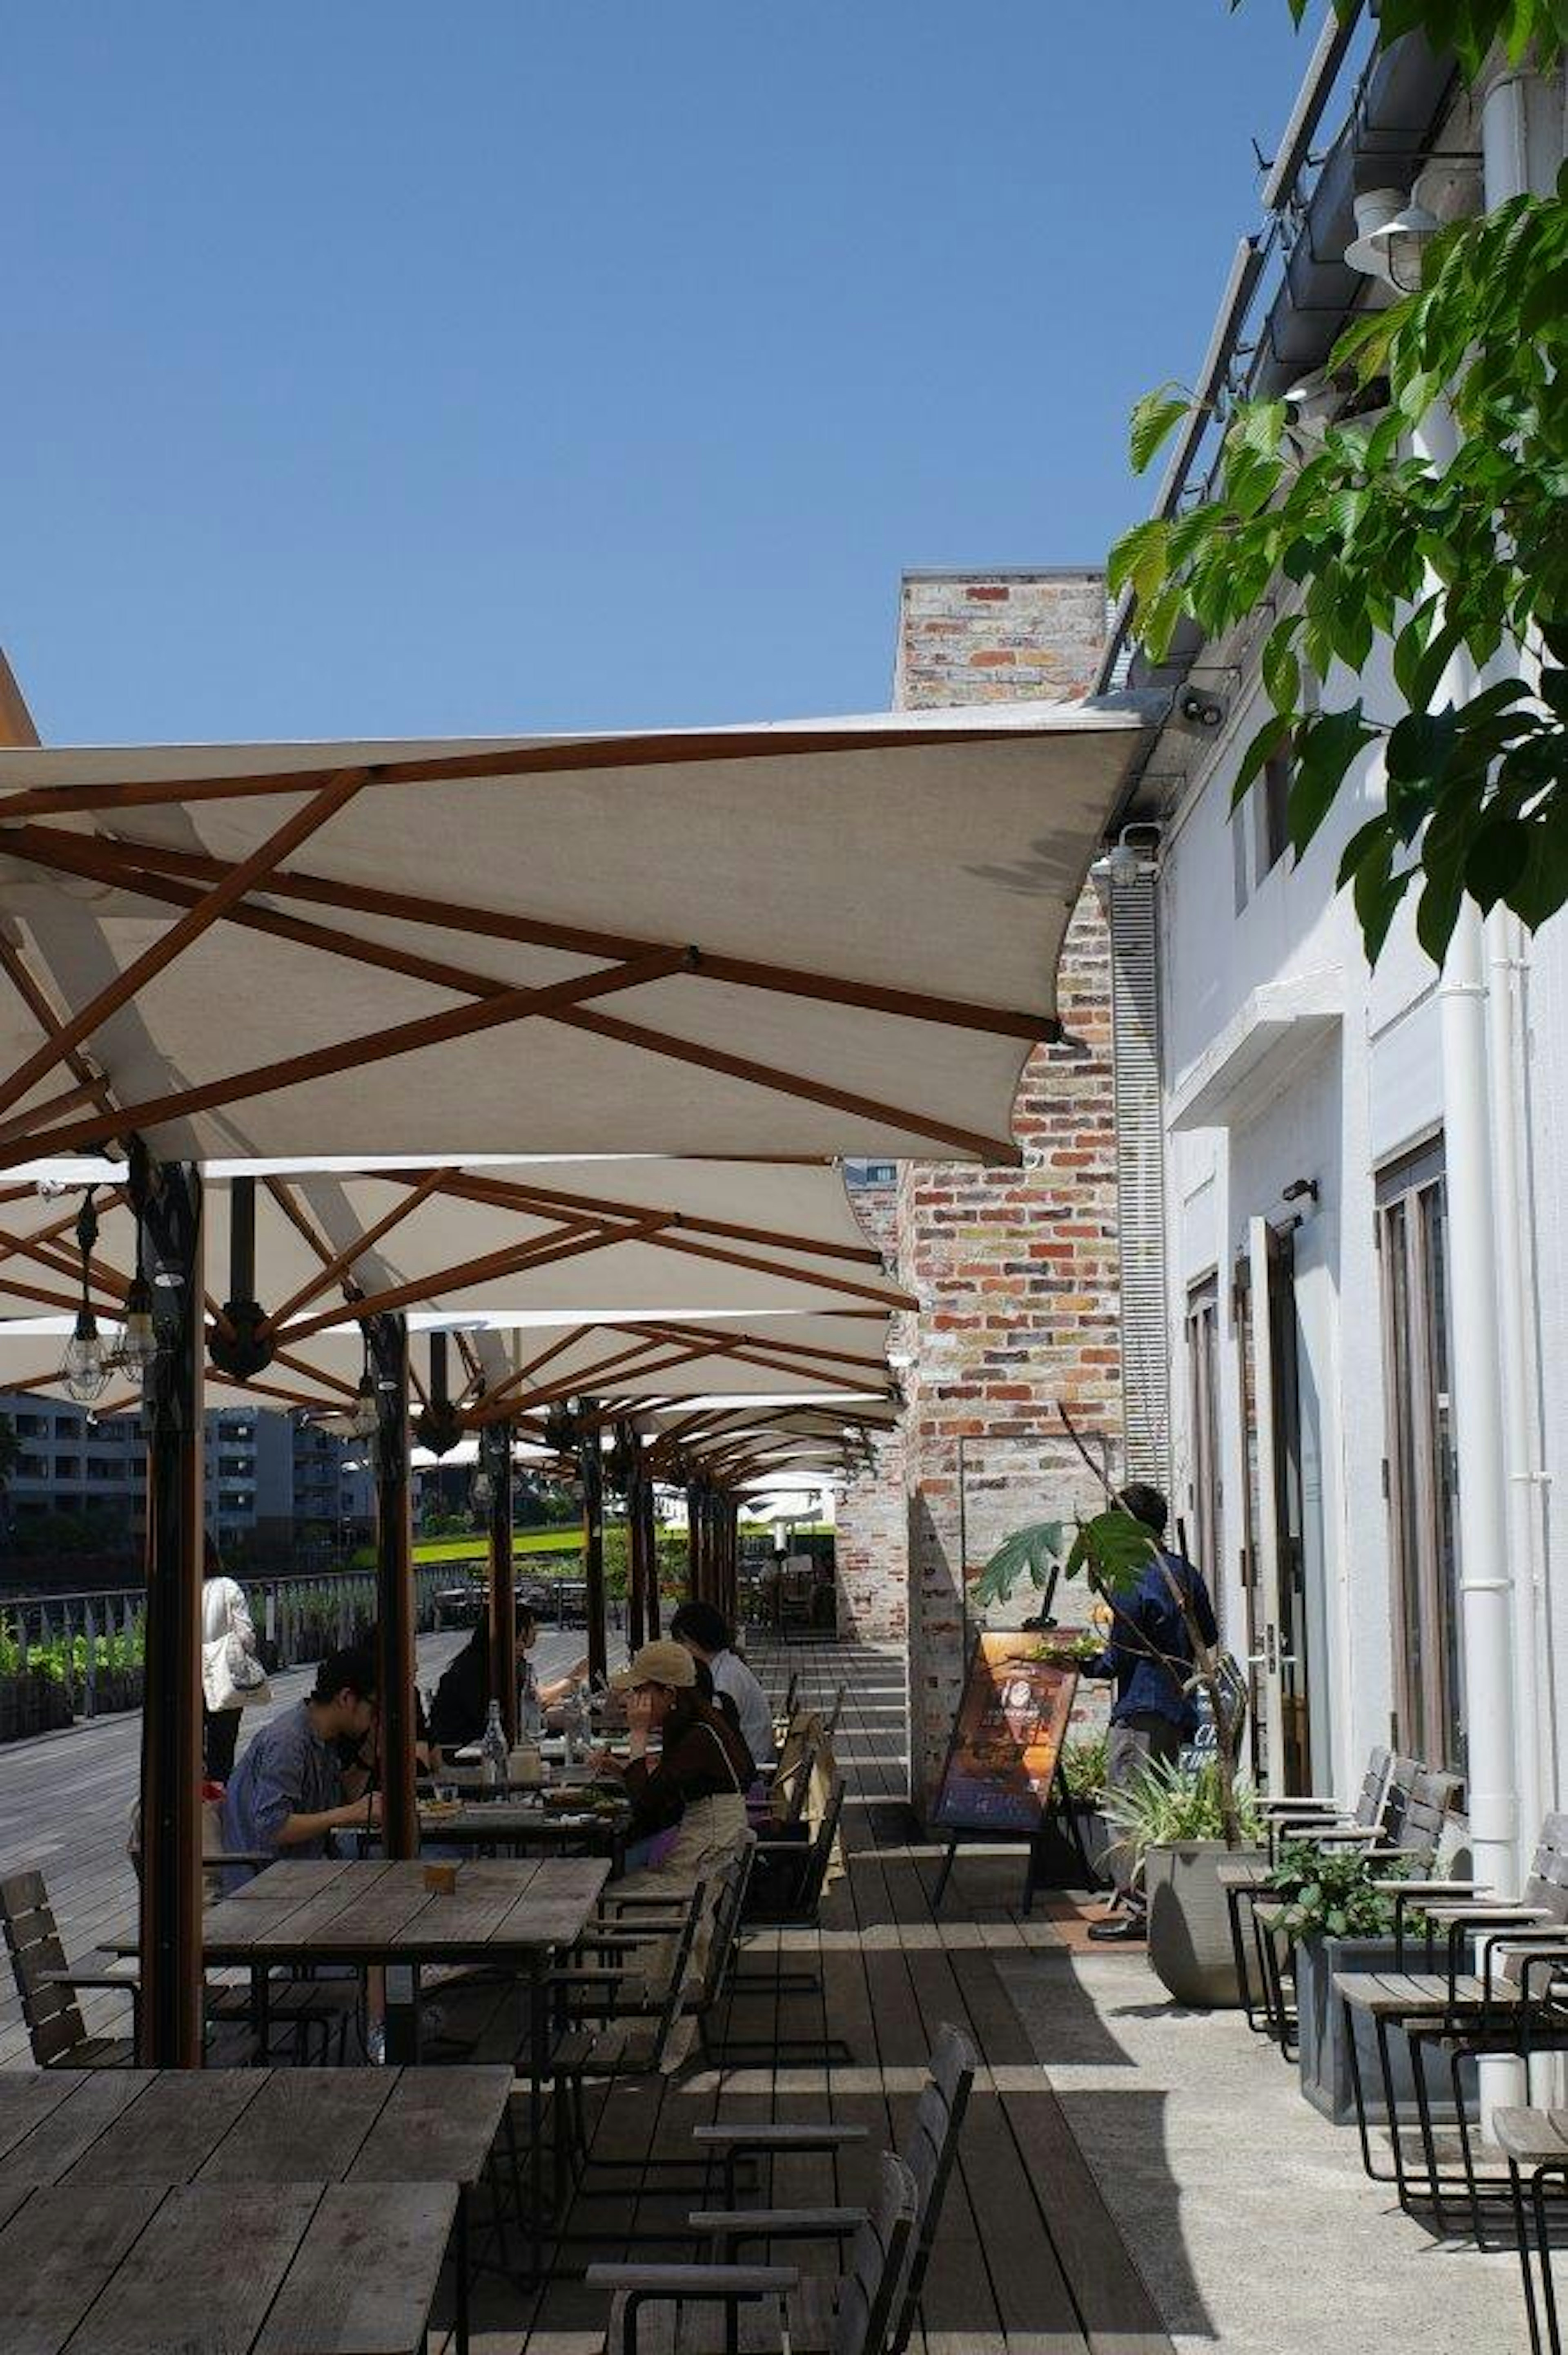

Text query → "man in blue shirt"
[1079,1484,1219,1944]
[220,1645,380,1885]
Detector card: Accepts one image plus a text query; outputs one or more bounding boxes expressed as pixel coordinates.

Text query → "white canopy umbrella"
[0,698,1157,1169]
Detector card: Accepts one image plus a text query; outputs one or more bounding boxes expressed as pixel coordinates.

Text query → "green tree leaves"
[1108,162,1568,966]
[1129,385,1195,476]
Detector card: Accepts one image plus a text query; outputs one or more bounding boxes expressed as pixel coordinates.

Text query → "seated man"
[220,1644,380,1883]
[669,1599,776,1771]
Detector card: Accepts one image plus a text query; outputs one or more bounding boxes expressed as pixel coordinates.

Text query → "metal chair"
[1336,1812,1568,2242]
[689,2021,976,2355]
[0,1869,141,2067]
[1251,1764,1461,2057]
[587,2148,918,2355]
[1495,2105,1568,2355]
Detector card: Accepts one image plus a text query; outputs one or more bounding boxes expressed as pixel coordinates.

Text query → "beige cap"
[610,1639,698,1692]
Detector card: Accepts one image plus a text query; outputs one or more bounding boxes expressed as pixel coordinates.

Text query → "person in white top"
[670,1600,776,1771]
[201,1534,260,1782]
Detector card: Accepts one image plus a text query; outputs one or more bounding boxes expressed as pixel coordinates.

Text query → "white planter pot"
[1145,1840,1267,2007]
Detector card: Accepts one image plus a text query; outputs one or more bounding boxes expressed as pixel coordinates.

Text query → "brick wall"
[835,570,1125,1814]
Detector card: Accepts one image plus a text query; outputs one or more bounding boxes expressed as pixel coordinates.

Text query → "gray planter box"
[1296,1934,1476,2125]
[1146,1841,1267,2007]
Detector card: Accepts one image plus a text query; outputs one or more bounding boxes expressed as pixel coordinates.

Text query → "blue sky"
[4,3,1312,743]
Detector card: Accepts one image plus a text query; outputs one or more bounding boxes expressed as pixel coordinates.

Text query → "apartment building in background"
[0,1392,375,1565]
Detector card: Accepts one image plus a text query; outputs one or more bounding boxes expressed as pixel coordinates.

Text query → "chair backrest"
[1353,1746,1393,1830]
[891,2024,978,2355]
[795,1778,847,1920]
[695,1844,754,2011]
[1373,1754,1419,1844]
[782,1669,800,1720]
[1518,1816,1568,1924]
[834,2150,918,2355]
[822,1683,848,1739]
[646,1879,712,2070]
[774,1713,825,1826]
[1392,1767,1462,1862]
[0,1869,91,2067]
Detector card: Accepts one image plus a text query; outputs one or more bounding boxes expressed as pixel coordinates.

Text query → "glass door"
[1376,1143,1463,1773]
[1235,1217,1315,1794]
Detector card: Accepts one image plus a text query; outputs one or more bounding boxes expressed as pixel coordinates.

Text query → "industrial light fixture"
[118,1271,158,1380]
[1343,187,1440,294]
[61,1190,109,1403]
[348,1331,379,1440]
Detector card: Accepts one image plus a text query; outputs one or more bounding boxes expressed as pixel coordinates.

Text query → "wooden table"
[415,1797,628,1867]
[151,1855,608,2278]
[0,2063,511,2355]
[0,2176,458,2355]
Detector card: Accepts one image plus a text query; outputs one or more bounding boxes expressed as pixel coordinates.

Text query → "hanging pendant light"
[116,1215,158,1382]
[348,1327,379,1439]
[61,1191,110,1403]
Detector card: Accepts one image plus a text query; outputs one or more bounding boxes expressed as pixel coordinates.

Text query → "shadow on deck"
[454,1639,1203,2355]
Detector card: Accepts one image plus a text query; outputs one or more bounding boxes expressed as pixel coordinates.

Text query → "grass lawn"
[412,1530,581,1566]
[410,1522,826,1569]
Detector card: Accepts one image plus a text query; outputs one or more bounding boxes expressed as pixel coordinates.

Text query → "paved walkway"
[996,1927,1523,2354]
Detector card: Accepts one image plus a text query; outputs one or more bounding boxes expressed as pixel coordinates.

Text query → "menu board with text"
[931,1633,1079,1834]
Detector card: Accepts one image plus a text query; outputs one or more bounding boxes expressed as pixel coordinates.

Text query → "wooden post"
[368,1314,417,1863]
[484,1419,517,1743]
[685,1481,703,1603]
[643,1476,662,1639]
[580,1401,606,1683]
[722,1495,738,1630]
[621,1423,647,1654]
[134,1155,205,2068]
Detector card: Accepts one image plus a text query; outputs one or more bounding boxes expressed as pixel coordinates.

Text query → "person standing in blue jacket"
[1079,1482,1219,1944]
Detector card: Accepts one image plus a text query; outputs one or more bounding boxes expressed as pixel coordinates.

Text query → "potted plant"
[1060,1734,1112,1877]
[1264,1838,1468,2125]
[1100,1756,1266,2004]
[972,1403,1259,2004]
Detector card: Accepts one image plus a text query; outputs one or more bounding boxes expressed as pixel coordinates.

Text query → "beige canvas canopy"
[0,698,1157,1170]
[0,1153,898,1463]
[0,1154,905,1322]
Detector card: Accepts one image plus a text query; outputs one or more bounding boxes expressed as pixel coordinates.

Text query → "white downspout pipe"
[1479,59,1562,1848]
[1414,384,1519,1904]
[1438,905,1519,1897]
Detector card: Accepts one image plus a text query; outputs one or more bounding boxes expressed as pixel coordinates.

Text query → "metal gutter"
[1095,7,1455,707]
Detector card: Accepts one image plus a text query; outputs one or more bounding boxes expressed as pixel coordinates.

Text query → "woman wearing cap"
[593,1638,755,1883]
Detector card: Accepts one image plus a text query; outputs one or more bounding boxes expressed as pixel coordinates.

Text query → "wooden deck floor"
[458,1639,1173,2355]
[0,1626,495,2067]
[0,1635,1173,2353]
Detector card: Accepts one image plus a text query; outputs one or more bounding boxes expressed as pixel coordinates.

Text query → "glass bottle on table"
[481,1699,508,1797]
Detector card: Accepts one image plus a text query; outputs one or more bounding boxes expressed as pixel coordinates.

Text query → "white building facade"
[1112,29,1568,1894]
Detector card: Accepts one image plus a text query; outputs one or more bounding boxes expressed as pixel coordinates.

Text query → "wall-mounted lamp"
[1343,187,1440,294]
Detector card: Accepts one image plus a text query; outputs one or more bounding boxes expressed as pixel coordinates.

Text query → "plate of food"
[419,1797,465,1823]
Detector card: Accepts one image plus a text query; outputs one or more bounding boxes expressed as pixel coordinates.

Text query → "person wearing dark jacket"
[427,1606,583,1750]
[1078,1482,1219,1943]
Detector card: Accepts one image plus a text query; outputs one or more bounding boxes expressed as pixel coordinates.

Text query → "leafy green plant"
[1264,1836,1423,1942]
[1111,6,1567,967]
[1060,1733,1109,1806]
[1102,1757,1265,1884]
